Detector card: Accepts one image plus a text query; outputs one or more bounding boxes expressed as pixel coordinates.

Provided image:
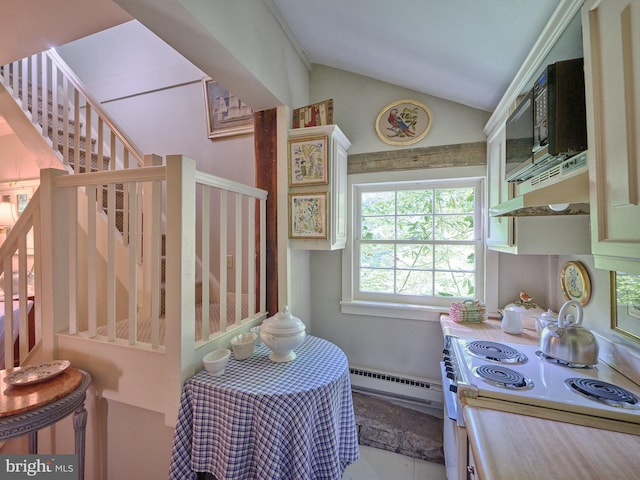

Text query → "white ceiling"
[0,0,132,66]
[269,0,561,112]
[1,0,559,118]
[0,0,132,137]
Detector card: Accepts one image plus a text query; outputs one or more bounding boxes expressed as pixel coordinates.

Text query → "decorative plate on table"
[3,360,71,386]
[560,260,591,306]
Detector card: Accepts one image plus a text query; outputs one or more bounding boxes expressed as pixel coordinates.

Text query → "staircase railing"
[0,49,145,251]
[0,49,154,359]
[0,49,144,173]
[0,189,41,368]
[39,156,268,422]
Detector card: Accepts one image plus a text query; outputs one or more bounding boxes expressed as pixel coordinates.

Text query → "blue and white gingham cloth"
[169,336,360,480]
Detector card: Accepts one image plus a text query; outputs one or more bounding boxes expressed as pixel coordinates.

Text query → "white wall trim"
[340,300,446,322]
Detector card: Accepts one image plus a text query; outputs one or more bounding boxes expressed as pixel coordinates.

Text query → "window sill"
[340,300,447,321]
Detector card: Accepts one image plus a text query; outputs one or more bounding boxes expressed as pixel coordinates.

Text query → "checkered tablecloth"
[169,335,359,480]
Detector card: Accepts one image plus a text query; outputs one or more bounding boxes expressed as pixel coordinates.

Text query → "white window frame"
[341,166,486,320]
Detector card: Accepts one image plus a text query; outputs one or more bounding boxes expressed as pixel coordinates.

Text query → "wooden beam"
[347,141,486,174]
[254,109,278,317]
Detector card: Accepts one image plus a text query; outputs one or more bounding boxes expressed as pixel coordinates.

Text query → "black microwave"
[505,58,587,182]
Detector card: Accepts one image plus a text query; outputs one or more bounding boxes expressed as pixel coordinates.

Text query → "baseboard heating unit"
[349,365,443,410]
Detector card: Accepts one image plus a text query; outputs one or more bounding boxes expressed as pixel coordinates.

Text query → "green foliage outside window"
[359,187,476,299]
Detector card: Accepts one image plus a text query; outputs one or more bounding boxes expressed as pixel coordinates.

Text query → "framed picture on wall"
[292,99,334,128]
[612,271,640,341]
[374,99,432,146]
[288,135,329,186]
[202,77,254,139]
[289,192,328,239]
[16,193,28,215]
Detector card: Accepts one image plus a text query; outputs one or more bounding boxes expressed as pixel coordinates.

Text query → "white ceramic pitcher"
[501,309,522,334]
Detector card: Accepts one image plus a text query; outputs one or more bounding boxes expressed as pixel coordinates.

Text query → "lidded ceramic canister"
[536,309,559,335]
[260,305,306,362]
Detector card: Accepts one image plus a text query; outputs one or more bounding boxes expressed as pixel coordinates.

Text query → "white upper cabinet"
[486,124,514,250]
[287,125,351,250]
[485,1,591,255]
[582,0,640,273]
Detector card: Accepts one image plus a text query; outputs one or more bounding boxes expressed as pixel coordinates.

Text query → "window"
[342,171,484,317]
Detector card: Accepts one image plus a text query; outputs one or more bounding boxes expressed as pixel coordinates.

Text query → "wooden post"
[164,155,196,426]
[38,168,72,359]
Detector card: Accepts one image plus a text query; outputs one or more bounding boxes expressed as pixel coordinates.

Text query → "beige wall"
[309,65,490,155]
[0,135,40,183]
[305,66,491,381]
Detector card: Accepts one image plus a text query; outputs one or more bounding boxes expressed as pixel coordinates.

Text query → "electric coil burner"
[535,350,593,369]
[442,337,640,435]
[465,340,528,364]
[565,378,640,410]
[473,365,533,390]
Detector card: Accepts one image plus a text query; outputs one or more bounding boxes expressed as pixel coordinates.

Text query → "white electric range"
[449,337,640,431]
[440,336,640,480]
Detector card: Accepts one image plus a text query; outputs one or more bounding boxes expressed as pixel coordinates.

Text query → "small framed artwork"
[560,260,591,306]
[16,193,28,214]
[202,77,254,139]
[292,99,334,128]
[611,271,640,342]
[289,192,327,239]
[288,135,328,186]
[375,99,432,146]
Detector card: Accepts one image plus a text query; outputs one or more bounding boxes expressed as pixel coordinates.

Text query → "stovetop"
[449,337,640,429]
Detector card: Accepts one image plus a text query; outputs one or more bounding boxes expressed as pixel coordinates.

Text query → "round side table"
[0,366,91,480]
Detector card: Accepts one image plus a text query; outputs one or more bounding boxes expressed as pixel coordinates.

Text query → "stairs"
[1,50,239,351]
[20,81,111,174]
[12,75,131,233]
[7,61,207,319]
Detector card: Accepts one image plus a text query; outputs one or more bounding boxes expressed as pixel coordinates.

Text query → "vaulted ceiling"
[2,0,561,114]
[268,0,560,112]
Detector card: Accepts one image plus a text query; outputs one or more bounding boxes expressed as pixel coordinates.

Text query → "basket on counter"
[449,300,487,323]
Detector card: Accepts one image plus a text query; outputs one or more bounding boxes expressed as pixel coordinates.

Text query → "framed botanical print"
[288,135,328,186]
[202,77,254,139]
[289,192,328,239]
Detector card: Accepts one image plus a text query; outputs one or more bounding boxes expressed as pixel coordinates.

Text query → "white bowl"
[230,332,257,360]
[250,326,262,345]
[203,349,231,376]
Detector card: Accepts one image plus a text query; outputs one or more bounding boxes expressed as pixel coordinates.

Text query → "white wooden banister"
[0,189,41,368]
[44,49,144,168]
[1,50,144,176]
[37,154,267,424]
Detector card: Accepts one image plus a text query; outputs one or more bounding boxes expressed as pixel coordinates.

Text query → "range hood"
[490,157,590,217]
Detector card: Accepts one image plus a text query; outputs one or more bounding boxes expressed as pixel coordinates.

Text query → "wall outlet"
[226,255,233,269]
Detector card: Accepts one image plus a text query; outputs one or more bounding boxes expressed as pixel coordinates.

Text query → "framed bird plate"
[375,99,432,146]
[560,260,591,306]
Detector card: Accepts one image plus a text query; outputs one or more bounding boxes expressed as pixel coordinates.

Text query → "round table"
[0,365,91,480]
[169,335,360,480]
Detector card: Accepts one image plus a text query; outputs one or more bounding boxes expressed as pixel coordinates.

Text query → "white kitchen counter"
[440,315,640,479]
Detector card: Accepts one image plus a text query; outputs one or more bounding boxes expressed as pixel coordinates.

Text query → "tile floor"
[343,445,446,480]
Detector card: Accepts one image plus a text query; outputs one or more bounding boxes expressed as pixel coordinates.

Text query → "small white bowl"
[230,332,257,360]
[250,326,262,345]
[203,349,231,376]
